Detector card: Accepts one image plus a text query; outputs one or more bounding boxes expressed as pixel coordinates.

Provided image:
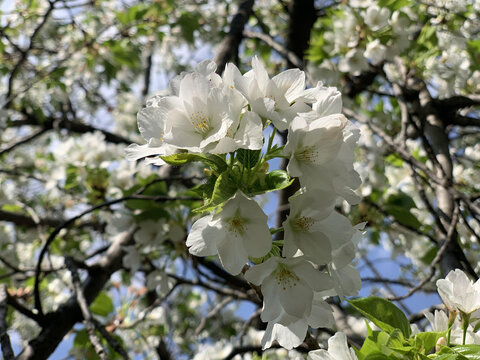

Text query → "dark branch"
[214,0,254,75]
[10,115,133,145]
[450,114,480,127]
[0,128,48,156]
[19,229,135,360]
[0,209,63,228]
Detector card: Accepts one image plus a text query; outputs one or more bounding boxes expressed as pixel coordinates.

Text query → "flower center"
[295,145,319,163]
[189,111,211,135]
[274,264,300,291]
[291,215,315,233]
[265,95,278,109]
[226,210,249,236]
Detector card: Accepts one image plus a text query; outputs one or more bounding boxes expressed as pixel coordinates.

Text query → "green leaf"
[348,297,411,338]
[175,12,200,44]
[385,193,421,229]
[248,170,293,195]
[90,291,114,317]
[417,24,437,48]
[134,207,170,222]
[193,171,238,213]
[364,353,391,360]
[386,192,416,209]
[452,345,480,359]
[378,0,412,10]
[385,154,403,167]
[358,323,384,357]
[73,329,88,347]
[160,153,227,173]
[385,205,422,229]
[414,331,445,355]
[236,149,261,169]
[1,204,23,213]
[420,246,437,264]
[436,345,470,360]
[264,144,285,161]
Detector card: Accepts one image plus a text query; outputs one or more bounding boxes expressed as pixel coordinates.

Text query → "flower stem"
[461,312,470,345]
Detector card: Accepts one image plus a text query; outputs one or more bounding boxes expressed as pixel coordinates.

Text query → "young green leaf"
[236,149,261,169]
[90,291,114,317]
[414,331,445,355]
[193,170,238,213]
[160,153,227,173]
[348,297,411,338]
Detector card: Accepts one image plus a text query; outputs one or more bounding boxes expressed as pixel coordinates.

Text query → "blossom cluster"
[309,1,480,99]
[129,57,363,350]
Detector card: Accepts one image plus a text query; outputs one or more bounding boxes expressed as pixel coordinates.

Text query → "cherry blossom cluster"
[128,57,363,350]
[427,269,480,345]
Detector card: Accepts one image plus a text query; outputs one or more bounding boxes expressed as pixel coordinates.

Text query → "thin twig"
[0,128,48,156]
[119,283,178,330]
[33,190,200,316]
[362,256,411,315]
[388,205,459,301]
[243,30,307,74]
[343,107,440,185]
[195,296,234,335]
[66,257,108,360]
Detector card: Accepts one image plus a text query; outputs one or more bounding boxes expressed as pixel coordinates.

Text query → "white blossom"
[364,39,387,64]
[186,191,272,275]
[436,269,480,315]
[233,56,310,130]
[245,256,333,325]
[308,332,358,360]
[338,49,369,76]
[364,6,391,31]
[284,114,361,204]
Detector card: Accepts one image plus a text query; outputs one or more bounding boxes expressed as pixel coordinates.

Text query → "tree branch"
[0,209,63,228]
[214,0,255,75]
[10,115,134,145]
[0,128,48,156]
[388,205,459,301]
[66,257,109,360]
[19,229,135,360]
[450,114,480,127]
[243,30,303,70]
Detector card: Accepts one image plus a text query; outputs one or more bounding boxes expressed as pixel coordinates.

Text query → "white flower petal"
[262,318,307,350]
[294,261,333,292]
[279,280,312,318]
[244,257,279,285]
[328,332,358,360]
[243,221,272,258]
[272,69,306,104]
[260,276,283,322]
[216,234,249,275]
[186,216,217,256]
[137,106,168,141]
[308,349,334,360]
[307,297,334,328]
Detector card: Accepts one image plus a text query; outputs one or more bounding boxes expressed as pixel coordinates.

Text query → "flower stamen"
[274,264,300,291]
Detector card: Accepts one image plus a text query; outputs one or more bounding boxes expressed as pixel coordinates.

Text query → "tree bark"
[276,0,316,229]
[214,0,255,75]
[418,87,478,279]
